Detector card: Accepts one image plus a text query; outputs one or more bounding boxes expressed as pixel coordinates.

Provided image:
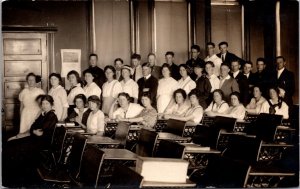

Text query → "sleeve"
[190,80,196,92]
[132,82,139,99]
[19,89,24,102]
[97,111,105,132]
[229,105,245,120]
[232,79,240,93]
[218,103,229,113]
[96,87,102,98]
[259,101,269,114]
[246,98,255,109]
[280,102,289,119]
[192,107,204,124]
[59,88,69,108]
[112,82,123,98]
[205,102,213,112]
[112,108,123,119]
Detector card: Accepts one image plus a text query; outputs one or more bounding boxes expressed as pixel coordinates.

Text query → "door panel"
[2,32,48,131]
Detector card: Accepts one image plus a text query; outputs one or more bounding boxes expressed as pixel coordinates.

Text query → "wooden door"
[2,32,48,131]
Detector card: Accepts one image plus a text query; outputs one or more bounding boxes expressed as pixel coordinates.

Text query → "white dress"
[48,85,69,120]
[83,82,101,98]
[120,79,139,99]
[157,77,178,113]
[178,76,196,95]
[19,87,45,133]
[102,80,123,115]
[86,110,105,134]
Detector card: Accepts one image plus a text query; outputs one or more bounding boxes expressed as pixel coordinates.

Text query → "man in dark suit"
[243,61,255,98]
[83,53,105,88]
[186,45,205,80]
[148,53,161,80]
[252,57,271,96]
[137,62,158,108]
[165,51,180,80]
[272,56,295,109]
[230,59,249,105]
[114,58,124,81]
[217,41,245,67]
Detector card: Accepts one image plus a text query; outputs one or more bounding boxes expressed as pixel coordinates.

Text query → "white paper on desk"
[61,49,81,77]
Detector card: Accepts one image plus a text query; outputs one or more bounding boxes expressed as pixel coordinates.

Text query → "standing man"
[83,53,105,88]
[186,45,205,80]
[114,58,124,81]
[243,61,255,97]
[165,51,180,80]
[230,59,249,105]
[148,53,161,79]
[131,53,143,82]
[137,63,158,108]
[252,57,270,96]
[204,42,222,76]
[217,41,245,67]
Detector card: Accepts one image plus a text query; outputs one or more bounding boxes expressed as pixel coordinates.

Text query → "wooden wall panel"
[4,61,42,77]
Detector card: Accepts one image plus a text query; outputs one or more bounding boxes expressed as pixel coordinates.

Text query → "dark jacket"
[195,76,212,109]
[67,108,92,126]
[169,63,181,80]
[219,76,240,103]
[230,71,249,105]
[83,66,106,88]
[186,57,205,80]
[137,75,158,108]
[217,52,245,67]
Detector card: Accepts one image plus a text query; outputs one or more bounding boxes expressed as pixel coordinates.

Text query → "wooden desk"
[142,179,196,188]
[157,132,192,143]
[87,135,120,148]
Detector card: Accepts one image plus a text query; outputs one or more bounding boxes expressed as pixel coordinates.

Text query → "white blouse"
[120,79,139,99]
[246,97,266,114]
[48,85,69,120]
[164,101,190,116]
[207,74,220,92]
[86,110,105,134]
[205,54,222,76]
[67,83,86,105]
[112,103,144,119]
[260,100,289,119]
[184,105,204,124]
[205,100,229,113]
[102,80,122,98]
[178,76,196,95]
[84,82,101,98]
[157,77,179,113]
[226,104,246,120]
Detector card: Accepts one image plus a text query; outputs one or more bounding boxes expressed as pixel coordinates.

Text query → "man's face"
[219,44,228,54]
[231,61,240,72]
[165,55,174,65]
[191,48,200,59]
[131,58,140,67]
[142,66,151,76]
[115,60,123,71]
[243,63,252,74]
[207,44,214,56]
[276,58,286,70]
[148,55,156,67]
[220,65,230,77]
[256,61,265,72]
[89,56,97,67]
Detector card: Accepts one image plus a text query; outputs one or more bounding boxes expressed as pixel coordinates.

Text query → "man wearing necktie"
[217,41,245,68]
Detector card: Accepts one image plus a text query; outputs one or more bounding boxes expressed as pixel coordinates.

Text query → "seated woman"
[3,95,58,187]
[206,92,246,120]
[117,92,158,129]
[67,94,91,127]
[164,89,204,125]
[205,89,229,115]
[260,87,289,119]
[246,86,266,115]
[111,92,144,119]
[162,88,190,118]
[84,95,105,135]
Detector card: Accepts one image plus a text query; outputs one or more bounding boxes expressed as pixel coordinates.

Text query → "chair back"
[213,116,237,132]
[76,144,105,188]
[192,125,220,149]
[114,121,130,147]
[51,126,67,164]
[136,129,158,157]
[110,165,143,188]
[154,139,185,159]
[68,133,87,179]
[163,119,186,136]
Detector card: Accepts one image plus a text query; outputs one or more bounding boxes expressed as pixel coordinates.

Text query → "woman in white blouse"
[84,95,105,135]
[260,87,289,119]
[157,63,179,113]
[102,65,123,116]
[246,86,266,114]
[178,64,196,95]
[164,89,204,125]
[205,61,220,92]
[120,65,139,102]
[112,92,144,120]
[48,73,69,121]
[83,70,102,98]
[66,70,85,109]
[205,89,229,115]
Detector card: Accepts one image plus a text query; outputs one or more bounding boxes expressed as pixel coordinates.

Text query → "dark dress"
[2,110,58,187]
[67,108,92,126]
[195,76,212,109]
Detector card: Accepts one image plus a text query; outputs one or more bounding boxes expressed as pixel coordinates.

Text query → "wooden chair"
[37,133,87,185]
[113,121,130,148]
[163,119,186,137]
[72,144,105,188]
[192,124,221,149]
[154,139,185,159]
[212,116,237,132]
[135,129,158,157]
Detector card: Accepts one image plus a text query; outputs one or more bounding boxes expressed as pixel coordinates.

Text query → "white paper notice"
[61,49,81,77]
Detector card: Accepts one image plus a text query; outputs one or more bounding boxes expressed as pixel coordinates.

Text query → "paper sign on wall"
[61,49,81,77]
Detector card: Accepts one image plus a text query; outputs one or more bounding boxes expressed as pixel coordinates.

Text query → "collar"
[244,72,250,78]
[220,74,231,80]
[51,85,62,90]
[144,74,151,80]
[277,68,285,73]
[74,108,89,114]
[207,74,217,79]
[232,70,240,78]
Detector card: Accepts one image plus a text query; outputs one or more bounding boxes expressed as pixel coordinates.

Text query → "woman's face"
[253,87,262,98]
[41,100,52,112]
[162,67,170,78]
[175,93,184,104]
[105,68,114,80]
[213,92,222,103]
[269,89,278,100]
[88,101,98,111]
[121,69,131,79]
[179,67,188,77]
[141,96,151,108]
[194,67,203,77]
[68,74,78,85]
[231,95,240,106]
[50,76,60,87]
[189,95,199,106]
[75,98,85,109]
[118,95,129,108]
[85,73,94,84]
[205,64,214,75]
[27,76,37,88]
